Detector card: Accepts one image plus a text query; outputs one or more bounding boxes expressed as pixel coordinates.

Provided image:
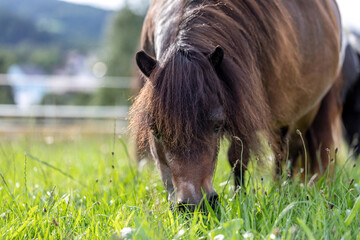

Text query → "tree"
[105,7,145,77]
[93,5,146,105]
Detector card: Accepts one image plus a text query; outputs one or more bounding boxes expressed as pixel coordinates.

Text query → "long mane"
[130,0,300,154]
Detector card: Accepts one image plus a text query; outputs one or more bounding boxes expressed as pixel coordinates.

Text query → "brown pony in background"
[130,0,343,209]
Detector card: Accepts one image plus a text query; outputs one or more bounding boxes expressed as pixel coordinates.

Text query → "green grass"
[0,134,359,239]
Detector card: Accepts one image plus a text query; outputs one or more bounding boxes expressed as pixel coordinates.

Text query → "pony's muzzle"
[177,201,196,212]
[176,192,219,212]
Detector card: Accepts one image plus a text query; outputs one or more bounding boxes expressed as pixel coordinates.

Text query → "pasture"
[0,133,359,239]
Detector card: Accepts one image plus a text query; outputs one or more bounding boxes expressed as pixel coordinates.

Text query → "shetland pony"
[130,0,343,209]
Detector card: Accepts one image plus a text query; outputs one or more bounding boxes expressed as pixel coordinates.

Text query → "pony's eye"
[214,121,224,134]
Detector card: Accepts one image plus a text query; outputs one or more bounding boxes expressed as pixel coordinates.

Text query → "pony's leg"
[306,76,343,175]
[227,139,250,187]
[273,126,291,178]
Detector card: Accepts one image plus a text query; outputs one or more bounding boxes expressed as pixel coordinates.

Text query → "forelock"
[148,46,225,153]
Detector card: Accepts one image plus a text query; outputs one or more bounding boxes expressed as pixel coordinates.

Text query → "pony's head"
[130,45,226,209]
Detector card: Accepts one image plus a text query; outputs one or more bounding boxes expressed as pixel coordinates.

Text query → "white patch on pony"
[179,181,197,201]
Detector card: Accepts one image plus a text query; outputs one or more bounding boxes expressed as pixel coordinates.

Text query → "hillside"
[0,10,55,46]
[0,0,113,49]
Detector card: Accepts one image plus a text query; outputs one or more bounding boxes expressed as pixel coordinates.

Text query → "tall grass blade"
[0,173,23,220]
[274,202,297,226]
[25,153,86,187]
[118,138,132,162]
[118,138,137,181]
[344,195,360,226]
[0,173,16,203]
[296,218,315,240]
[24,155,28,202]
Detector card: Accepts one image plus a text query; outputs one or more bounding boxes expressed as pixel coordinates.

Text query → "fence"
[0,74,133,134]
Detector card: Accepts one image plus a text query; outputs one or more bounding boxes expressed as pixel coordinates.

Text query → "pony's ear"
[136,51,157,77]
[208,46,224,69]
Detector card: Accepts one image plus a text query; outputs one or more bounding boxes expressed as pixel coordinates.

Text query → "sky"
[61,0,123,10]
[61,0,360,30]
[60,0,148,11]
[337,0,360,30]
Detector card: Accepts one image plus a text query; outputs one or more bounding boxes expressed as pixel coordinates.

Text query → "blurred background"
[0,0,358,136]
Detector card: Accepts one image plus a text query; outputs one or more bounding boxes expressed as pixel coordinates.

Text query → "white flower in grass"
[346,209,351,215]
[290,226,298,233]
[174,229,185,239]
[270,233,276,239]
[16,183,20,188]
[120,227,134,239]
[219,180,229,187]
[214,234,225,240]
[45,136,54,145]
[243,232,253,239]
